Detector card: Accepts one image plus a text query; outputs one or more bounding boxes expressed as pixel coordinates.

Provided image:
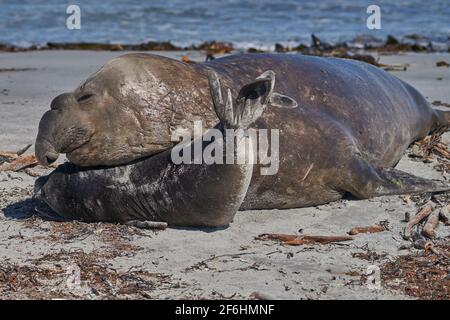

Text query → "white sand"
[0,51,449,299]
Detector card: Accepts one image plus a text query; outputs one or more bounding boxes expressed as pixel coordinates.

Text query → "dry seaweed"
[0,249,177,299]
[381,240,450,300]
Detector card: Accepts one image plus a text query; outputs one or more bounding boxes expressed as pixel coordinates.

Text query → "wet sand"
[0,51,449,299]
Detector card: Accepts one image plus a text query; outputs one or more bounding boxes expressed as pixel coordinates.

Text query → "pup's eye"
[77,93,95,102]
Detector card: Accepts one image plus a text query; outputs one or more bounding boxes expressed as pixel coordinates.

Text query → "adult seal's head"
[35,53,217,167]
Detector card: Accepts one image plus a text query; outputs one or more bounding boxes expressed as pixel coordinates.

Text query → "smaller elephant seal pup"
[35,53,450,227]
[35,71,297,226]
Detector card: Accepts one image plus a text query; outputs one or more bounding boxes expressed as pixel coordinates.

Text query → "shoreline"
[1,34,449,55]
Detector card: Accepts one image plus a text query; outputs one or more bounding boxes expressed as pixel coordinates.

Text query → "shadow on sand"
[2,198,66,221]
[2,198,228,232]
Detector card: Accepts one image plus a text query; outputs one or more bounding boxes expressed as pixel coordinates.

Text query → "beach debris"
[16,144,32,156]
[255,233,353,245]
[422,212,440,239]
[348,224,386,235]
[402,211,412,223]
[400,201,450,259]
[311,34,333,51]
[438,206,450,226]
[373,34,429,53]
[351,248,386,262]
[410,129,450,174]
[433,143,450,159]
[205,53,215,61]
[46,41,180,51]
[180,55,195,64]
[0,144,57,176]
[381,239,450,300]
[432,100,450,108]
[1,34,448,55]
[436,60,449,67]
[273,35,382,66]
[403,205,433,240]
[400,195,413,206]
[0,68,37,72]
[247,47,265,53]
[0,145,39,173]
[349,35,384,49]
[0,248,176,299]
[198,41,233,54]
[378,63,408,71]
[413,237,448,257]
[386,35,399,45]
[0,154,37,172]
[0,144,31,163]
[409,129,450,162]
[125,220,168,230]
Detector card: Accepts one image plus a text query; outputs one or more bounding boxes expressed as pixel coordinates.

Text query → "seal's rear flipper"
[344,160,450,199]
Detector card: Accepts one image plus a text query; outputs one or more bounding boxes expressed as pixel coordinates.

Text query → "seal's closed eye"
[77,93,95,102]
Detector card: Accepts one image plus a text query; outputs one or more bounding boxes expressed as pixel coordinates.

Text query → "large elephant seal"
[34,53,450,227]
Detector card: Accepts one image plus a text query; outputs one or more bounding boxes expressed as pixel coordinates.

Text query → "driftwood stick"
[125,220,168,230]
[421,212,439,239]
[0,154,38,172]
[256,233,297,242]
[15,144,32,156]
[378,63,408,71]
[438,206,450,226]
[0,144,32,160]
[403,205,433,240]
[0,151,18,163]
[436,142,449,151]
[284,235,354,245]
[434,145,450,159]
[348,224,386,235]
[256,233,353,245]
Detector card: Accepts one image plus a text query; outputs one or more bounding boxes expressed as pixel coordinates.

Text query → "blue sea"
[0,0,449,49]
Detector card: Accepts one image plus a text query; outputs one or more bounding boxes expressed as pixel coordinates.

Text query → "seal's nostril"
[44,152,59,165]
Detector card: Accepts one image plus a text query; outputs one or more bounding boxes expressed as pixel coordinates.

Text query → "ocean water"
[0,0,449,49]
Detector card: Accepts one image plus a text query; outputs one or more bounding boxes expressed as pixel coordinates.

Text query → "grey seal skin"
[34,53,450,227]
[35,70,296,226]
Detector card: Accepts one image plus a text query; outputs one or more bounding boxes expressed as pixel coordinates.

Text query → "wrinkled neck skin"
[35,124,254,227]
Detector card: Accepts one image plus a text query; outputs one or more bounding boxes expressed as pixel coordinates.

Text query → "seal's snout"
[37,145,59,166]
[35,109,60,166]
[36,92,93,166]
[36,142,58,166]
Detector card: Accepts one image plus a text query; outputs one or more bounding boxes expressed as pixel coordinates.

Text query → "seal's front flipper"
[344,160,450,199]
[207,70,297,129]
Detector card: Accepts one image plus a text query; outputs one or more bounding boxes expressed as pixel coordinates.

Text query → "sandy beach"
[1,50,449,299]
